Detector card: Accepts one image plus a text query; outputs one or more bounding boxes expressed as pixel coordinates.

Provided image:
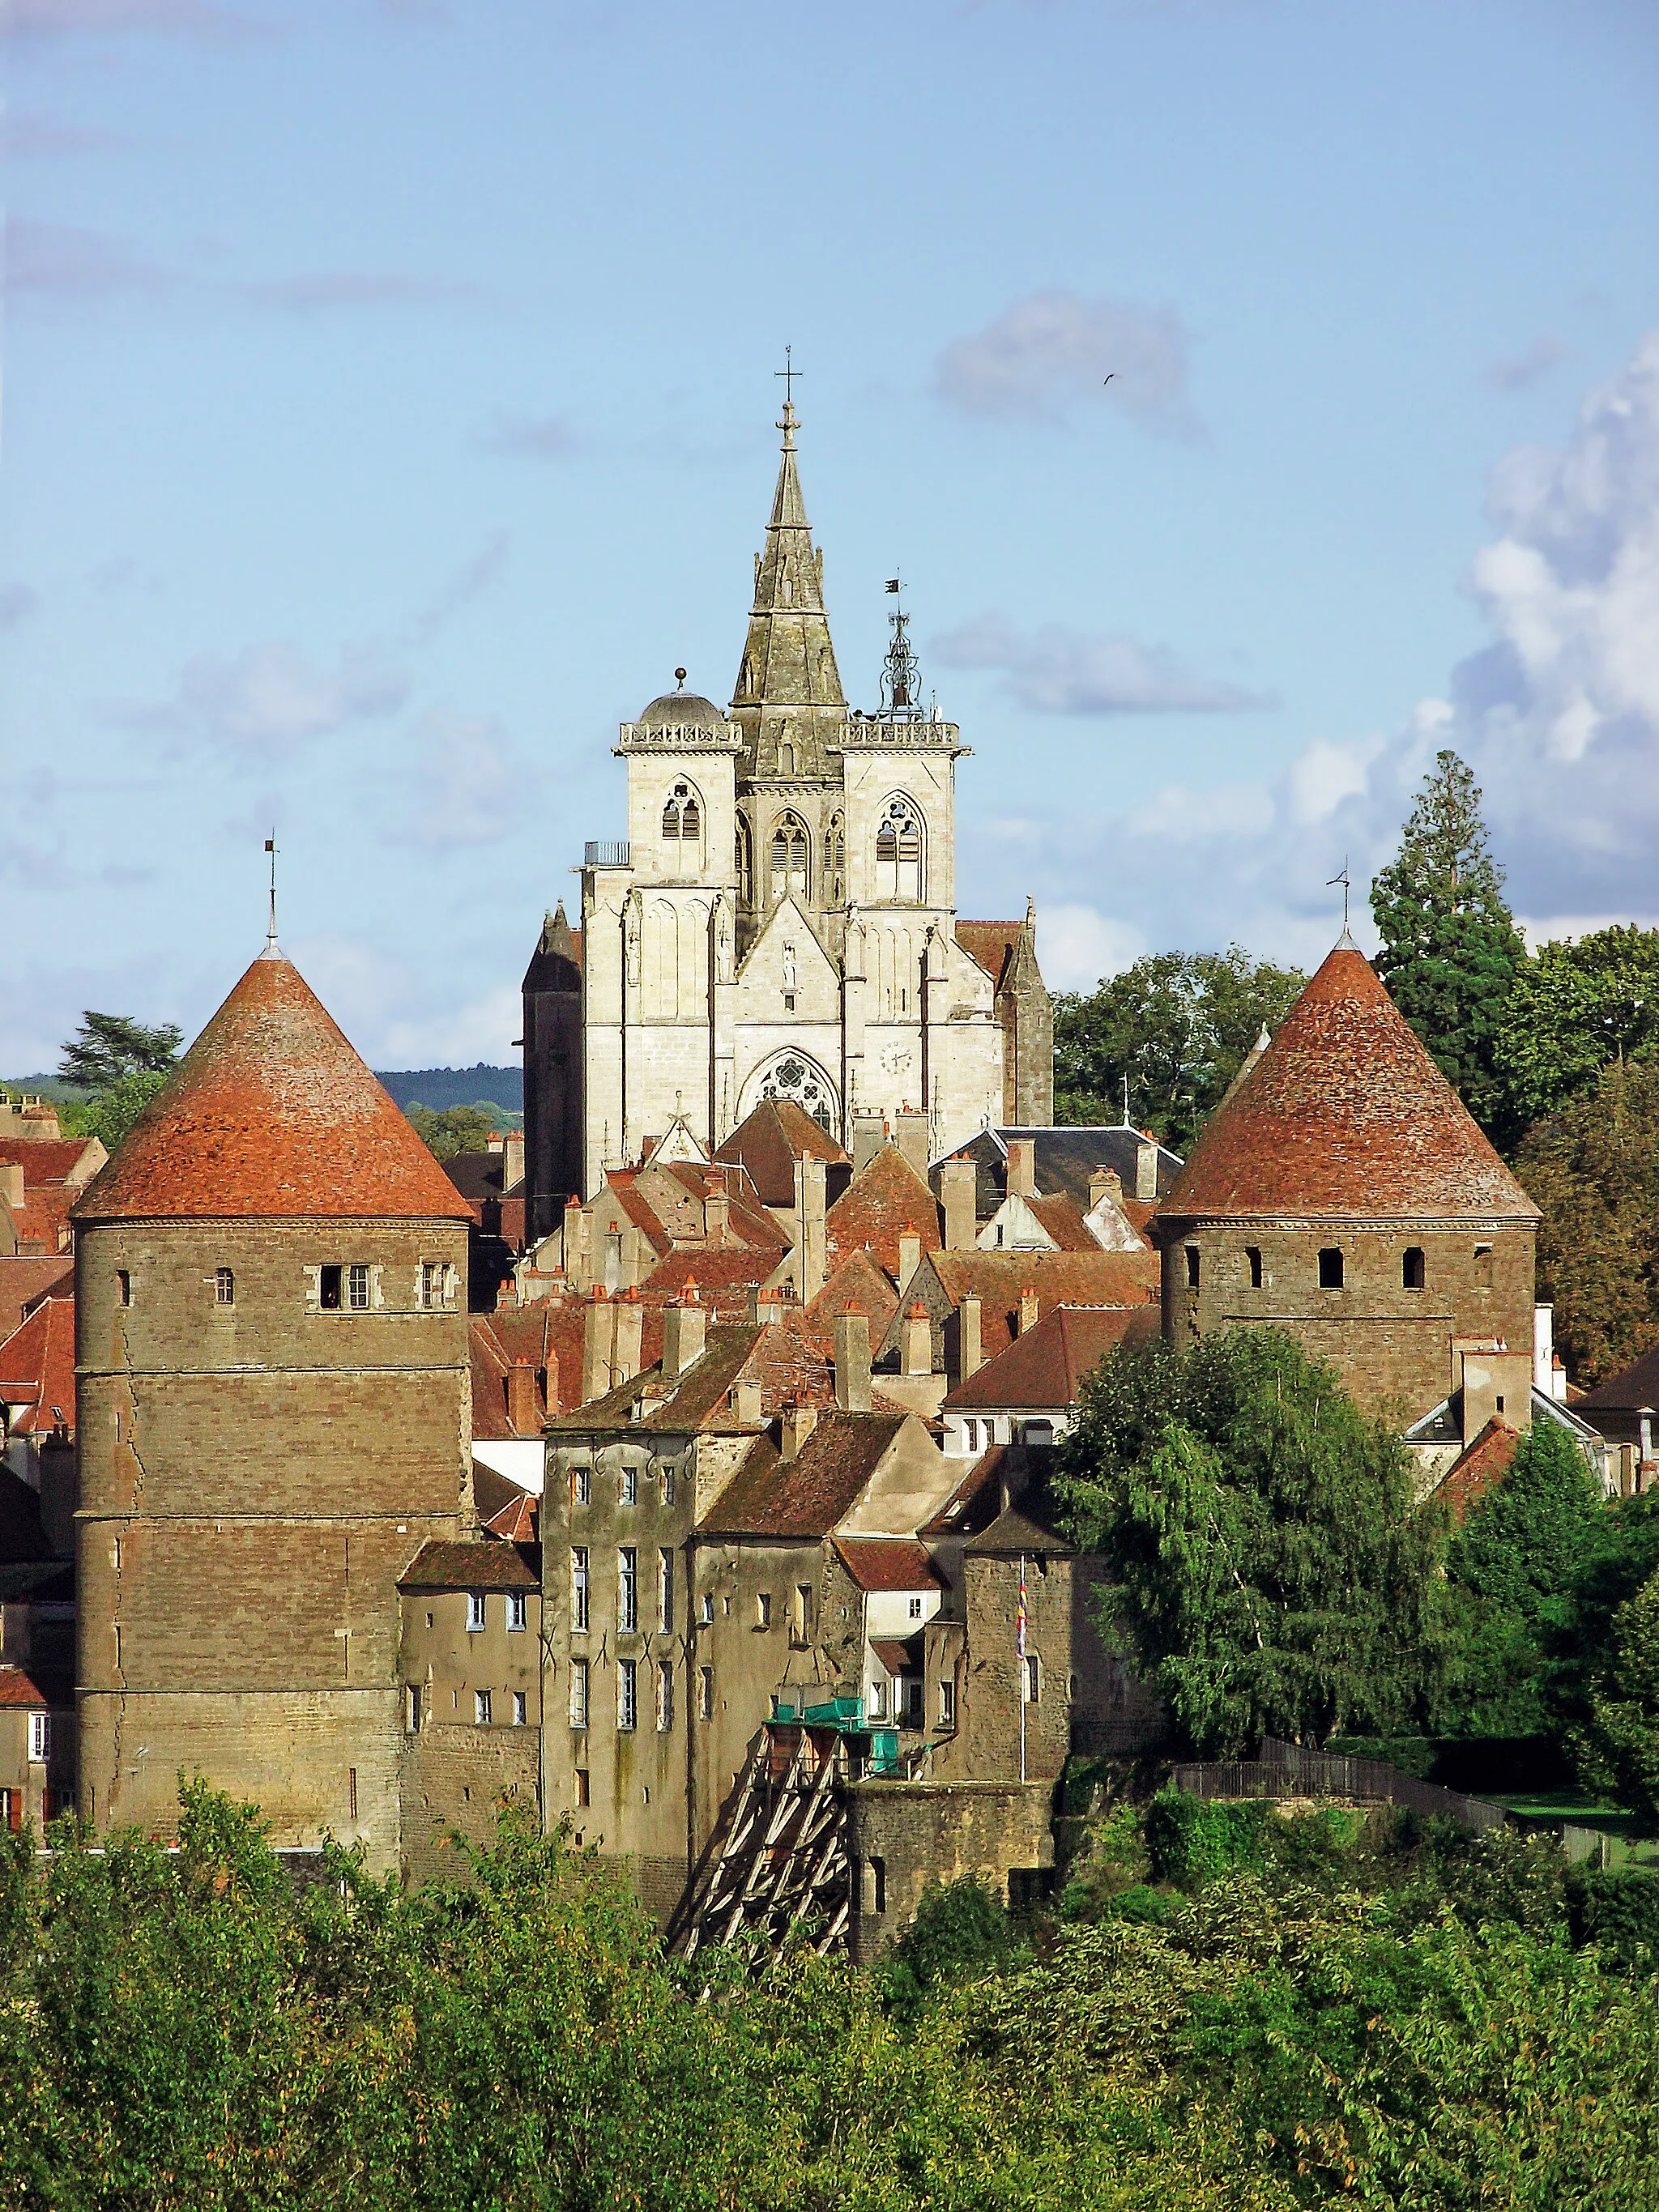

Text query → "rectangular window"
[1403,1246,1426,1291]
[869,1676,887,1720]
[617,1657,638,1731]
[699,1592,714,1626]
[571,1548,590,1632]
[569,1657,589,1728]
[620,1465,638,1507]
[656,1659,674,1733]
[756,1592,772,1630]
[474,1690,492,1725]
[348,1768,357,1822]
[658,1549,674,1634]
[904,1679,924,1728]
[793,1583,813,1643]
[319,1264,342,1310]
[348,1263,370,1310]
[907,1596,923,1620]
[618,1547,638,1633]
[572,1464,591,1507]
[512,1690,527,1727]
[214,1265,235,1305]
[661,1462,675,1506]
[574,1767,590,1807]
[1184,1244,1201,1290]
[419,1260,442,1308]
[698,1665,714,1720]
[28,1712,51,1762]
[939,1678,956,1728]
[407,1686,421,1733]
[1318,1247,1345,1290]
[506,1590,527,1633]
[1022,1654,1041,1705]
[1246,1246,1263,1289]
[117,1268,132,1307]
[467,1592,486,1632]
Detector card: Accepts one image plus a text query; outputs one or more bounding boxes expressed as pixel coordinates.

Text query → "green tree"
[1581,1571,1659,1834]
[58,1010,181,1091]
[1495,923,1659,1130]
[1439,1421,1606,1737]
[1370,750,1524,1139]
[1052,946,1306,1153]
[64,1068,173,1154]
[1053,1329,1446,1754]
[1514,1059,1659,1387]
[405,1101,497,1161]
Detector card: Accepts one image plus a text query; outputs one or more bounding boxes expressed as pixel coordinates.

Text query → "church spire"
[730,362,846,778]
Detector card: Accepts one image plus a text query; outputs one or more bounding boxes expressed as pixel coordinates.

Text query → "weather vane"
[1326,857,1351,935]
[881,571,922,718]
[264,831,279,950]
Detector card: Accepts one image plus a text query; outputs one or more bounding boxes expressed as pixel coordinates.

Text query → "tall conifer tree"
[1369,751,1523,1139]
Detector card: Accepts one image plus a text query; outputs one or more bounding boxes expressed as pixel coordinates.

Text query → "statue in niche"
[714,897,733,982]
[624,894,642,987]
[783,941,798,993]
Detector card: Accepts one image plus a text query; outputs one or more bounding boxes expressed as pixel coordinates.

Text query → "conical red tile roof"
[72,951,474,1222]
[1155,944,1539,1223]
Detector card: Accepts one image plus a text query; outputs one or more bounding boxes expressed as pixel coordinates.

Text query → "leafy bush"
[1144,1791,1269,1887]
[1568,1866,1659,1976]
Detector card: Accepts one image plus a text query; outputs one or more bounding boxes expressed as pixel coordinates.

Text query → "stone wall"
[846,1779,1054,1961]
[399,1722,541,1888]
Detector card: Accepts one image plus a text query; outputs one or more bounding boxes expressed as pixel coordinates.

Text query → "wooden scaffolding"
[676,1722,851,1960]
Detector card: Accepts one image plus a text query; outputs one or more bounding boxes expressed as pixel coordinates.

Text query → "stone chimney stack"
[662,1285,706,1380]
[704,1174,730,1244]
[1006,1139,1037,1199]
[1019,1285,1040,1336]
[505,1357,538,1434]
[563,1196,588,1290]
[502,1129,526,1189]
[780,1397,819,1460]
[898,1225,922,1286]
[0,1161,23,1213]
[582,1287,613,1401]
[901,1302,932,1377]
[612,1288,643,1383]
[1090,1166,1123,1210]
[1135,1136,1160,1204]
[938,1156,978,1252]
[834,1305,872,1413]
[851,1115,885,1177]
[893,1111,930,1183]
[957,1289,983,1383]
[795,1154,827,1304]
[748,1285,781,1328]
[734,1375,764,1426]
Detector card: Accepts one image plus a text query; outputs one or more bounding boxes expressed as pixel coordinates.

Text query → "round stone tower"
[70,944,475,1863]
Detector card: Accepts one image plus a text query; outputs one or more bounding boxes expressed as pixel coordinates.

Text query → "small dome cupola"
[638,673,725,733]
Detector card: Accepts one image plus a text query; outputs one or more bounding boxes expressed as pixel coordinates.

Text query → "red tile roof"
[638,1247,784,1318]
[705,1411,907,1536]
[73,954,474,1223]
[945,1302,1160,1411]
[957,922,1021,989]
[805,1250,901,1343]
[1434,1417,1520,1524]
[0,1298,76,1434]
[831,1536,941,1592]
[482,1489,539,1542]
[0,1140,101,1188]
[825,1144,943,1277]
[714,1097,850,1208]
[0,1666,52,1709]
[1156,944,1541,1224]
[397,1540,540,1592]
[926,1250,1158,1362]
[1025,1193,1103,1252]
[0,1256,72,1334]
[468,1315,549,1440]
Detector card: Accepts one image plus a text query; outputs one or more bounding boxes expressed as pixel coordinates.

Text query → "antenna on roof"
[262,832,281,957]
[1326,857,1354,945]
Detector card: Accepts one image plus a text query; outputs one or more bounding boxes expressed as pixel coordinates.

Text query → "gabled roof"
[921,1250,1158,1364]
[482,1488,539,1542]
[638,1247,785,1319]
[0,1298,76,1435]
[1431,1417,1521,1524]
[72,953,474,1223]
[549,1322,766,1434]
[0,1139,104,1188]
[1576,1341,1659,1413]
[831,1536,940,1592]
[468,1315,547,1441]
[0,1665,53,1710]
[805,1250,901,1343]
[945,1303,1158,1411]
[0,1256,73,1335]
[1022,1193,1102,1252]
[825,1144,943,1277]
[398,1540,539,1592]
[956,922,1022,990]
[945,1127,1184,1222]
[714,1097,849,1208]
[963,1502,1073,1558]
[1155,944,1541,1224]
[704,1411,907,1537]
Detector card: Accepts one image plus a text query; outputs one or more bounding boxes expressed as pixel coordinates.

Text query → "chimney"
[893,1111,930,1183]
[851,1115,885,1177]
[1135,1136,1159,1204]
[958,1289,983,1383]
[0,1162,23,1213]
[734,1375,764,1425]
[748,1285,781,1328]
[898,1225,922,1287]
[834,1304,872,1413]
[502,1128,526,1190]
[795,1154,827,1305]
[36,1430,75,1560]
[1006,1138,1036,1200]
[1089,1166,1123,1211]
[582,1288,614,1401]
[902,1301,932,1378]
[662,1285,707,1380]
[704,1174,730,1244]
[939,1156,978,1252]
[1019,1285,1040,1336]
[563,1196,588,1290]
[1533,1305,1555,1393]
[612,1288,643,1383]
[505,1358,538,1434]
[781,1398,820,1460]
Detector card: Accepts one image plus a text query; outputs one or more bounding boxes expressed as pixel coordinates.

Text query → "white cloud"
[1037,904,1148,991]
[382,711,526,850]
[285,932,521,1068]
[934,290,1200,437]
[934,612,1269,715]
[116,640,409,754]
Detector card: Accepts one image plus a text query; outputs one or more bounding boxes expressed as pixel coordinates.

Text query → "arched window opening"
[660,780,702,851]
[769,812,809,902]
[752,1052,838,1135]
[875,797,923,901]
[823,812,846,904]
[1318,1247,1345,1290]
[1403,1247,1425,1291]
[735,816,753,906]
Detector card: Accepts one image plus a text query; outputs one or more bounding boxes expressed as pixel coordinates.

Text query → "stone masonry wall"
[846,1779,1053,1961]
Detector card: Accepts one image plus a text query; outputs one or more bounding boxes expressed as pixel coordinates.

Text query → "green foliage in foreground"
[4,1783,1659,2212]
[58,1068,172,1155]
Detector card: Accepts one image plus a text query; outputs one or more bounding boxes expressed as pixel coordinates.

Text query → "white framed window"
[572,1547,590,1632]
[506,1591,527,1633]
[621,1466,638,1507]
[467,1592,486,1632]
[793,1583,814,1643]
[699,1592,714,1626]
[512,1691,527,1726]
[756,1592,771,1630]
[569,1657,589,1728]
[868,1677,887,1720]
[618,1547,638,1633]
[474,1689,492,1725]
[658,1549,674,1634]
[348,1263,370,1311]
[419,1260,443,1308]
[907,1596,923,1620]
[939,1678,956,1728]
[214,1266,235,1306]
[656,1660,673,1733]
[698,1666,714,1720]
[28,1711,50,1762]
[617,1658,638,1731]
[572,1464,591,1507]
[407,1686,421,1733]
[661,1461,675,1506]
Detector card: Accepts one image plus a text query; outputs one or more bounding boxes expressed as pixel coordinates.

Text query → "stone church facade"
[523,399,1052,1229]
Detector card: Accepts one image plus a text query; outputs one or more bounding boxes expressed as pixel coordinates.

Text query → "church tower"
[521,902,583,1243]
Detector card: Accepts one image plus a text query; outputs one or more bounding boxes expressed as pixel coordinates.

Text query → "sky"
[3,0,1658,1073]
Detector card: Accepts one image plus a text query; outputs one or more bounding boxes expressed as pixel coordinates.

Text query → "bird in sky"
[1103,373,1115,385]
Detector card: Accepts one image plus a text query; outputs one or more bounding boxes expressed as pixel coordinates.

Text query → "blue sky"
[5,0,1658,1071]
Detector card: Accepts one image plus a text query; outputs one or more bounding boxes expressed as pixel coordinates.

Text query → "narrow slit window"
[698,1666,714,1720]
[1185,1245,1201,1290]
[617,1658,638,1732]
[617,1546,638,1633]
[571,1548,590,1632]
[658,1549,674,1634]
[467,1592,486,1633]
[1245,1247,1263,1289]
[117,1269,132,1307]
[569,1657,589,1728]
[656,1659,673,1733]
[1403,1247,1425,1291]
[1318,1247,1345,1290]
[512,1691,527,1726]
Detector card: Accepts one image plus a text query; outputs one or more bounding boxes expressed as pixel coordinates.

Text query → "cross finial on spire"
[1327,856,1355,947]
[774,345,800,445]
[262,831,282,957]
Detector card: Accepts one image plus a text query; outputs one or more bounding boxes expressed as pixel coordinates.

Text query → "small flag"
[264,839,275,854]
[885,578,901,593]
[1016,1555,1028,1664]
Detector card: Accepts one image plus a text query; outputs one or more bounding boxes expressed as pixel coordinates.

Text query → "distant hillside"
[1,1075,84,1104]
[375,1064,523,1117]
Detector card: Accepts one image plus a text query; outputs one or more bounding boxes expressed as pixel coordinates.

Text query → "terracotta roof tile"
[805,1250,900,1342]
[925,1250,1158,1362]
[0,1298,76,1434]
[1024,1193,1102,1251]
[550,1322,766,1434]
[638,1247,785,1319]
[956,922,1021,988]
[73,954,474,1223]
[483,1489,539,1542]
[397,1540,540,1592]
[704,1411,907,1536]
[945,1302,1160,1410]
[714,1097,850,1208]
[0,1256,73,1334]
[825,1144,943,1276]
[0,1140,101,1187]
[1156,945,1540,1223]
[831,1536,941,1592]
[0,1666,52,1709]
[1434,1417,1521,1524]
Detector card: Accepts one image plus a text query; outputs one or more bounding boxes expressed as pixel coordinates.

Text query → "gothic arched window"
[875,796,923,901]
[769,812,809,902]
[823,812,846,905]
[735,816,753,906]
[661,780,702,855]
